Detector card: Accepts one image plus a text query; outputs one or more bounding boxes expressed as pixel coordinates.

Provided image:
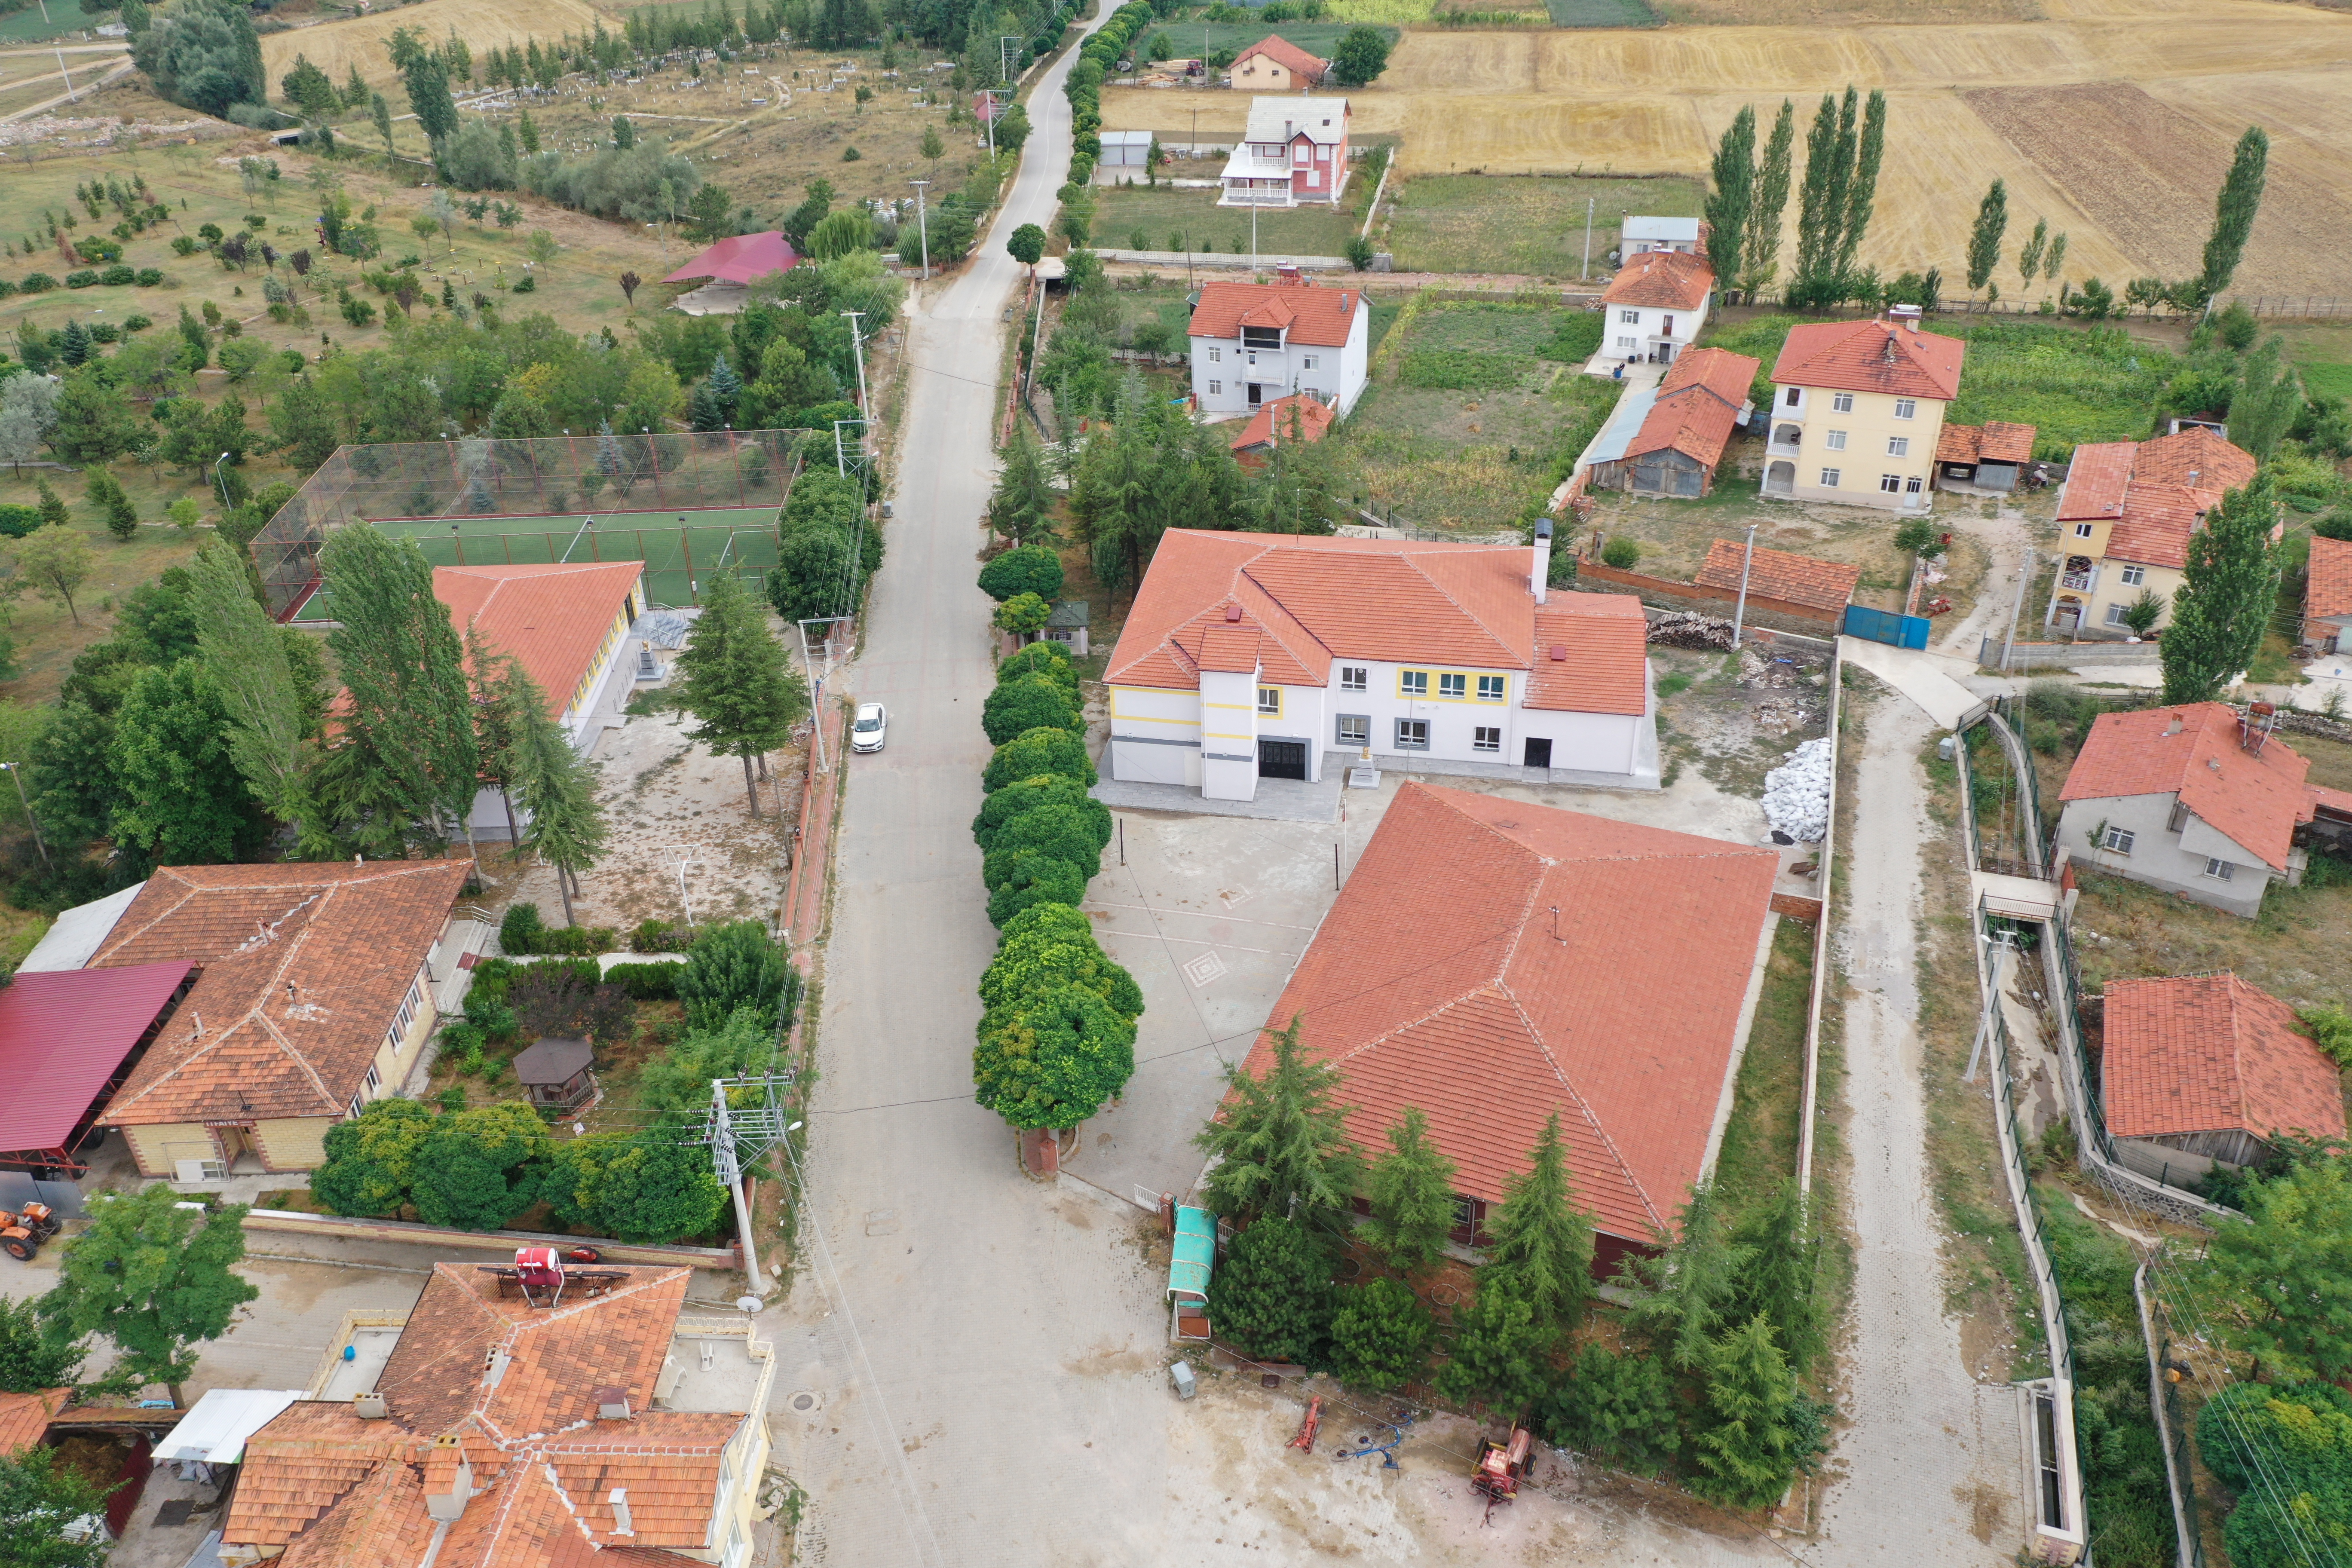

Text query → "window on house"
[349,1095,365,1119]
[2074,522,2094,538]
[1336,714,1369,745]
[1880,474,1904,493]
[2102,826,2135,854]
[2120,564,2146,586]
[2204,857,2236,881]
[1400,670,1428,697]
[1906,475,1924,494]
[365,1064,381,1092]
[1207,346,1221,362]
[1783,387,1801,407]
[2168,801,2190,833]
[1473,726,1501,752]
[1617,336,1638,351]
[1339,665,1367,691]
[1894,398,1917,420]
[1208,380,1221,395]
[1476,675,1505,702]
[1820,468,1842,487]
[1395,718,1430,750]
[1886,436,1910,457]
[1438,673,1467,700]
[1620,309,1640,324]
[1303,356,1317,371]
[1831,392,1854,413]
[1257,686,1280,714]
[1825,430,1847,450]
[2104,603,2131,626]
[1247,350,1259,365]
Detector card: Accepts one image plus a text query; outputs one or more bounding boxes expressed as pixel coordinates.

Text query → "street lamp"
[908,178,930,282]
[212,451,232,509]
[0,762,49,873]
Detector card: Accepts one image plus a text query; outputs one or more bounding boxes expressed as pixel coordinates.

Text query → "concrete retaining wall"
[244,1208,737,1269]
[1575,557,1844,637]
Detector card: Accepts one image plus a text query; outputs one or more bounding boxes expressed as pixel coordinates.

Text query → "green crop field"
[1133,19,1396,61]
[0,8,109,45]
[1384,174,1704,277]
[1544,0,1660,24]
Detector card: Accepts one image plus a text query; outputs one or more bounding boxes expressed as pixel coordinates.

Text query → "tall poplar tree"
[2197,126,2269,307]
[1834,89,1886,276]
[1790,92,1845,307]
[1703,105,1755,299]
[1963,178,2008,307]
[188,536,309,824]
[674,570,807,815]
[2160,472,2280,704]
[1739,100,1795,303]
[2017,217,2048,294]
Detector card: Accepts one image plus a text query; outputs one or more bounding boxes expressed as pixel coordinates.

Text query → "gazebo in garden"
[513,1036,598,1112]
[663,231,799,316]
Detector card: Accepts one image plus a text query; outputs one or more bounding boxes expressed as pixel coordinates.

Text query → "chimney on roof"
[1531,517,1552,605]
[353,1391,388,1420]
[1225,602,1243,623]
[423,1435,473,1524]
[2164,713,2184,736]
[608,1488,635,1537]
[1275,263,1301,286]
[593,1385,632,1421]
[1889,303,1921,331]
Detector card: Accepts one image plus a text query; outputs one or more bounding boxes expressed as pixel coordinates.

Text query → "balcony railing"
[2060,569,2095,591]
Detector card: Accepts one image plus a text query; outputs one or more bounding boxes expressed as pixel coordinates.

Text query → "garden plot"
[1381,172,1703,278]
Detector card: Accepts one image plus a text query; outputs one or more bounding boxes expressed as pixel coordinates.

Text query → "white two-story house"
[1599,248,1713,366]
[1188,269,1369,418]
[1218,94,1351,208]
[1104,527,1659,803]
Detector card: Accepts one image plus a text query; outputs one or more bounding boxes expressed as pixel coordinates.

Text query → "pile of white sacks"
[1761,736,1834,843]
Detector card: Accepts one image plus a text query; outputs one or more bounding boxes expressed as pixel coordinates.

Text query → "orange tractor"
[1471,1424,1537,1523]
[1,1200,60,1262]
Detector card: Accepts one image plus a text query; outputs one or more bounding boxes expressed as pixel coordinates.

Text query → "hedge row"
[971,640,1141,1131]
[1065,0,1159,187]
[0,266,167,297]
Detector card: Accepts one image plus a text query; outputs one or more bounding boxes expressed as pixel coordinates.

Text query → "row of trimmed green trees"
[970,637,1141,1133]
[1195,1021,1831,1511]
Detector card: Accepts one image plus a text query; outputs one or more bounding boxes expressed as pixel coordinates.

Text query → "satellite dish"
[735,1294,764,1314]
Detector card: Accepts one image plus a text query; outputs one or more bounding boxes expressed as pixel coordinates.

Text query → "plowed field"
[1101,0,2352,293]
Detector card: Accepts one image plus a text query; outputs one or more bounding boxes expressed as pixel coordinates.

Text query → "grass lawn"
[2070,863,2352,1011]
[1383,173,1703,278]
[1087,181,1365,259]
[1134,19,1397,59]
[0,9,113,44]
[2276,322,2352,403]
[1708,916,1816,1222]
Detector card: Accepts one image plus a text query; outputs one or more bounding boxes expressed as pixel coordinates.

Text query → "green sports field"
[286,506,781,621]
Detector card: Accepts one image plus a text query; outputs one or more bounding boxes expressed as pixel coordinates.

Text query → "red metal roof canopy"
[0,961,190,1155]
[662,230,798,285]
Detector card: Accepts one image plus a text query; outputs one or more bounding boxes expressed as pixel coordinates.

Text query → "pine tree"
[988,425,1060,545]
[2197,126,2268,306]
[1703,106,1755,301]
[1963,178,2007,306]
[1689,1314,1810,1510]
[85,468,137,539]
[1358,1106,1458,1279]
[34,479,67,530]
[518,107,541,156]
[508,659,609,925]
[1620,1178,1747,1370]
[2161,471,2280,704]
[402,51,459,144]
[1194,1015,1365,1227]
[1479,1111,1597,1332]
[1726,1181,1824,1379]
[1434,1275,1552,1412]
[1834,89,1886,276]
[673,570,808,815]
[1739,100,1794,303]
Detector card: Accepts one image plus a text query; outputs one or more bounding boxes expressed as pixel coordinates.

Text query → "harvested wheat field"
[260,0,609,87]
[1105,0,2352,294]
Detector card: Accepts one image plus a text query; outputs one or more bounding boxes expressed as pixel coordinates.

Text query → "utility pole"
[999,35,1020,83]
[1730,522,1759,651]
[841,308,870,418]
[1581,196,1594,280]
[710,1078,764,1293]
[2000,549,2034,672]
[909,178,930,281]
[54,46,74,103]
[0,763,49,873]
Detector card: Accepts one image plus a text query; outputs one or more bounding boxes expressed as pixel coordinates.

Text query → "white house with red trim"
[1188,270,1369,418]
[1218,95,1350,209]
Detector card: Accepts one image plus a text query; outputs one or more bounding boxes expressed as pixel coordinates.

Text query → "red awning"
[662,230,799,285]
[0,962,190,1154]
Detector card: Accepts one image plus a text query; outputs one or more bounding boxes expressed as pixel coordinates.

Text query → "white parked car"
[851,702,887,753]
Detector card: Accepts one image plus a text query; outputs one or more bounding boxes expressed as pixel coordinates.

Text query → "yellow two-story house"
[1761,307,1964,513]
[2045,427,2258,638]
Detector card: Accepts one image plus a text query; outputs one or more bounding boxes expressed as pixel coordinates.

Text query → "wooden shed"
[511,1037,597,1112]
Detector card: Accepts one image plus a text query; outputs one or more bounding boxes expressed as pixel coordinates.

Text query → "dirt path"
[1814,684,2027,1565]
[1934,504,2034,662]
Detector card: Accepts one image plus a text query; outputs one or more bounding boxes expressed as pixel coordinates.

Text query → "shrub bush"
[985,726,1096,792]
[1537,1343,1681,1473]
[630,918,692,953]
[64,272,98,290]
[606,962,683,1000]
[1206,1216,1332,1366]
[135,268,165,287]
[981,672,1083,746]
[1326,1277,1435,1391]
[0,504,44,538]
[0,280,15,299]
[513,273,536,293]
[500,902,544,952]
[19,274,55,293]
[977,544,1066,603]
[677,919,794,1032]
[99,265,135,286]
[1600,536,1640,570]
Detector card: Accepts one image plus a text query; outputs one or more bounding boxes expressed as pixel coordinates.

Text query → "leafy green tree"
[131,0,266,117]
[984,726,1095,792]
[987,426,1060,545]
[108,659,261,869]
[269,375,341,475]
[1538,1343,1681,1473]
[541,1134,727,1243]
[983,802,1105,884]
[2195,1381,2352,1568]
[2018,216,2048,293]
[1689,1314,1819,1510]
[2229,335,2303,459]
[1964,178,2007,306]
[677,919,791,1033]
[971,771,1102,854]
[2160,472,2280,705]
[972,982,1136,1128]
[503,658,608,924]
[1738,99,1795,302]
[1619,1177,1746,1370]
[983,848,1087,928]
[310,1097,437,1218]
[1195,1016,1364,1226]
[804,209,874,261]
[2197,126,2268,306]
[1205,1215,1332,1365]
[978,544,1065,603]
[37,1185,259,1406]
[10,525,95,625]
[675,571,808,815]
[1007,222,1046,270]
[997,639,1078,692]
[1479,1111,1597,1333]
[981,672,1081,746]
[410,1102,552,1231]
[1330,25,1390,87]
[1359,1106,1459,1279]
[1326,1276,1433,1392]
[1434,1276,1552,1412]
[639,1007,774,1116]
[1703,105,1755,296]
[2199,1152,2352,1383]
[978,901,1141,1020]
[189,536,311,823]
[0,1446,113,1568]
[0,1296,80,1394]
[993,591,1051,637]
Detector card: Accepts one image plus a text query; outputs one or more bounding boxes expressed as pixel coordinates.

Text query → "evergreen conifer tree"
[1479,1111,1597,1332]
[1194,1016,1364,1227]
[674,570,808,814]
[1359,1106,1458,1279]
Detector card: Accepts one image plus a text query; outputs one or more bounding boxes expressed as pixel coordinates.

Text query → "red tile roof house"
[2045,427,2260,639]
[2100,973,2344,1180]
[1230,34,1326,90]
[2306,534,2352,655]
[1105,530,1655,803]
[1691,538,1865,622]
[1582,347,1760,496]
[1218,94,1351,210]
[217,1261,776,1568]
[90,861,478,1178]
[1760,308,1964,512]
[2056,703,2325,919]
[1599,248,1715,368]
[436,561,650,840]
[1188,271,1368,420]
[1233,782,1780,1273]
[1933,420,2037,495]
[1228,392,1336,468]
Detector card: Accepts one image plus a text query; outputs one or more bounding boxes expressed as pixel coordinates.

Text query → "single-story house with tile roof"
[2306,535,2352,654]
[1219,94,1350,210]
[1228,392,1335,467]
[1691,538,1863,622]
[1234,781,1779,1269]
[2100,972,2343,1178]
[220,1261,775,1568]
[1621,215,1703,256]
[2046,427,2260,638]
[1761,308,1963,512]
[1586,346,1758,496]
[1600,249,1714,366]
[436,560,649,838]
[0,1387,68,1456]
[1105,530,1655,801]
[92,861,478,1177]
[1934,420,2037,493]
[1188,271,1368,419]
[1231,33,1326,89]
[2056,702,2321,918]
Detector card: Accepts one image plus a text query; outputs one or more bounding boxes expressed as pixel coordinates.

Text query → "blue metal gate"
[1844,604,1931,649]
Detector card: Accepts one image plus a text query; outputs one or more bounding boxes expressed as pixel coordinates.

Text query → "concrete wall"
[1763,380,1943,511]
[2055,792,2279,917]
